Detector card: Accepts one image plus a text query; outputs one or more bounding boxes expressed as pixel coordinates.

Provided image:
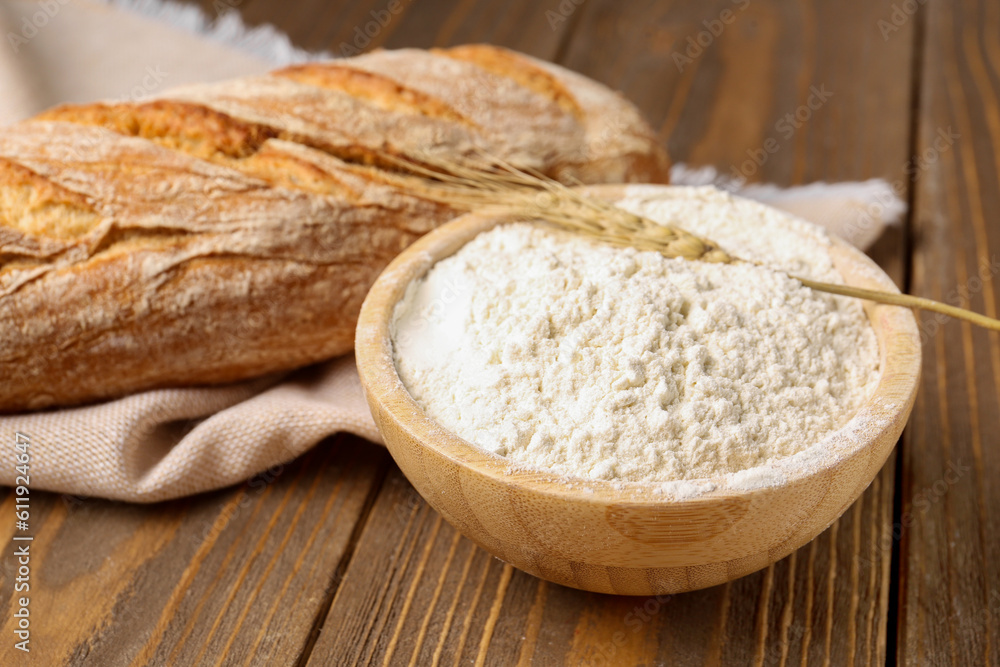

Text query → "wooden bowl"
[355,185,921,596]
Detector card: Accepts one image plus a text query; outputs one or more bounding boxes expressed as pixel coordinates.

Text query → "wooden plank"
[313,461,898,665]
[313,0,918,664]
[306,468,526,665]
[0,435,389,666]
[900,0,1000,663]
[200,0,575,59]
[376,0,576,56]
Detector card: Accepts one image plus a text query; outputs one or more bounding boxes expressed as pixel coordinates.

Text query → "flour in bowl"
[390,186,881,483]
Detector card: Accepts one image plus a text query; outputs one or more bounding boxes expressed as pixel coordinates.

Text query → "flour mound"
[392,186,880,483]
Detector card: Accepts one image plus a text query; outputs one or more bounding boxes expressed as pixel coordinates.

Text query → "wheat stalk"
[378,151,1000,333]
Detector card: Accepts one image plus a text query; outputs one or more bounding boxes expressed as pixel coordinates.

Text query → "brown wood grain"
[901,0,1000,663]
[0,436,389,666]
[194,0,576,60]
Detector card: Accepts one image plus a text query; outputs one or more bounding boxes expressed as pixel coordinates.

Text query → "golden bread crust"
[0,46,669,411]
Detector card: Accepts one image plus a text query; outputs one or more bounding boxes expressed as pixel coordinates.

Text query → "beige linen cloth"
[0,0,906,502]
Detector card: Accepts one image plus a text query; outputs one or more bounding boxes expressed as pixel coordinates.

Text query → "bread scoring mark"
[438,44,584,120]
[35,100,463,196]
[0,158,102,262]
[0,157,101,241]
[0,120,454,299]
[274,64,475,127]
[37,101,280,160]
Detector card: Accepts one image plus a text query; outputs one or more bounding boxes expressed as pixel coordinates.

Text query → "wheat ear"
[379,151,1000,333]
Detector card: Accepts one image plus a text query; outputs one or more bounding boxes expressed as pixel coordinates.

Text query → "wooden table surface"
[2,0,998,664]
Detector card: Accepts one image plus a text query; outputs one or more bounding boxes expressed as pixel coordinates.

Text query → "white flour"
[391,186,881,486]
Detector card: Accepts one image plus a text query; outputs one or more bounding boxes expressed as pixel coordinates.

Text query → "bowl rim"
[355,184,922,507]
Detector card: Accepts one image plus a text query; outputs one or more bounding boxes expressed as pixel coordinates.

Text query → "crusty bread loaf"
[0,45,669,412]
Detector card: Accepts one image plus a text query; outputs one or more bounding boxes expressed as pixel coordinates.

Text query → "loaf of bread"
[0,45,669,412]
